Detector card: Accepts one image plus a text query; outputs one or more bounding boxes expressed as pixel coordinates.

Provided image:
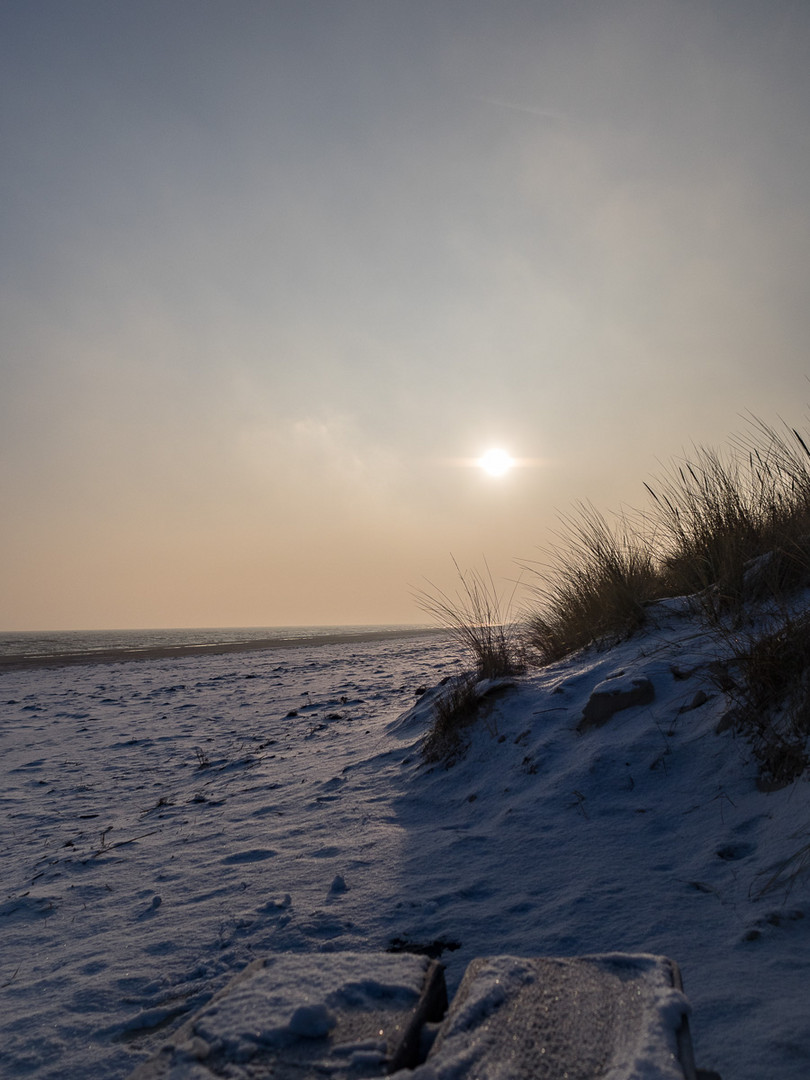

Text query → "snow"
[2,608,810,1078]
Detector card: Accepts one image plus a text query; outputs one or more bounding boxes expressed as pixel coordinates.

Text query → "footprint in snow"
[743,909,805,941]
[715,842,755,861]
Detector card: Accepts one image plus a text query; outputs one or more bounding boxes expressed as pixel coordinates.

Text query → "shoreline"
[0,627,446,674]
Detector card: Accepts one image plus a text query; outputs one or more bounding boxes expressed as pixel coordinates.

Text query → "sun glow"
[478,448,514,477]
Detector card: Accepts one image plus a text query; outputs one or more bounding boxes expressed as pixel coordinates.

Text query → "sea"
[0,624,443,672]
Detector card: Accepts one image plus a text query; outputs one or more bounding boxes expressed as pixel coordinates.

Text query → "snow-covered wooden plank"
[128,951,447,1079]
[418,953,704,1080]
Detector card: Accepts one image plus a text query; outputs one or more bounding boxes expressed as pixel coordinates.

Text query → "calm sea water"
[0,625,440,670]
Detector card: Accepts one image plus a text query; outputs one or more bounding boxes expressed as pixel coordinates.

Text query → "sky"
[2,0,810,631]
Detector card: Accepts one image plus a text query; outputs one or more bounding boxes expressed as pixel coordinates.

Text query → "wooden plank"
[424,954,700,1080]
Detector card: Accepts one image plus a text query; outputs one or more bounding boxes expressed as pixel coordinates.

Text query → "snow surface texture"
[2,611,810,1078]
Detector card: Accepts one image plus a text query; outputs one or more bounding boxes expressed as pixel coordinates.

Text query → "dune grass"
[414,560,524,760]
[418,415,810,779]
[420,673,481,763]
[523,504,661,663]
[712,612,810,788]
[524,418,810,663]
[414,559,524,680]
[519,416,810,785]
[646,422,810,616]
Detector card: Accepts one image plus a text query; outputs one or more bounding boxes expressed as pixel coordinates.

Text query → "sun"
[478,448,514,477]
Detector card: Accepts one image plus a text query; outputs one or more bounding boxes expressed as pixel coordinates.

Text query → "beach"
[2,617,810,1078]
[0,626,443,674]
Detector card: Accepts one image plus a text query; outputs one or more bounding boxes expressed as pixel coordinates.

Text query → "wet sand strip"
[0,627,445,674]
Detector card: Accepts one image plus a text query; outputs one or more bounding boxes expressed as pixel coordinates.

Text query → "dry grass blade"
[751,836,810,899]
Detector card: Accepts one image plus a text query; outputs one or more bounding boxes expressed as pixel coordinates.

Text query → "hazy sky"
[3,0,810,630]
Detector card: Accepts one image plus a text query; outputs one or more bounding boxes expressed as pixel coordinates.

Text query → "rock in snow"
[579,673,656,730]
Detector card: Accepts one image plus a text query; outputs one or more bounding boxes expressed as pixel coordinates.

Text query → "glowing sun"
[478,448,514,477]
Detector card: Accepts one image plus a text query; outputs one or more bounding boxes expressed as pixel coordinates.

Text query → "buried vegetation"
[715,612,810,788]
[414,560,523,763]
[420,673,515,764]
[420,673,481,763]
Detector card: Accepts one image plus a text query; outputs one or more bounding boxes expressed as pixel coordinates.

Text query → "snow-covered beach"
[2,617,809,1079]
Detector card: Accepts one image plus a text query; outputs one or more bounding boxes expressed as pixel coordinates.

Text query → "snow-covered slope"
[2,612,809,1078]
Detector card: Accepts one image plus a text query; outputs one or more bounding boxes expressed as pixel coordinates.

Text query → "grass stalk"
[413,558,524,680]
